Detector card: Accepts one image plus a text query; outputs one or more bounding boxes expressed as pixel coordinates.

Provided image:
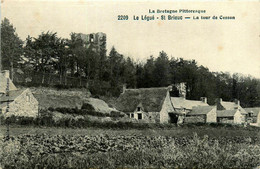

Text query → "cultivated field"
[1,125,260,168]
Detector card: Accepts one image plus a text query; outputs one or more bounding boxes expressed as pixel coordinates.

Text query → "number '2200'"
[118,15,128,20]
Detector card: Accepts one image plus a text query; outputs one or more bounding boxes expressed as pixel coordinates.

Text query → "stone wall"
[206,108,217,123]
[129,111,160,123]
[160,91,175,123]
[184,115,206,123]
[234,111,243,124]
[217,117,234,124]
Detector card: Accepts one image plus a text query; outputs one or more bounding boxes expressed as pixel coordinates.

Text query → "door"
[169,113,178,123]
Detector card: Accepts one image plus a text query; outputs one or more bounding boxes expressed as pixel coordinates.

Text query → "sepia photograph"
[0,0,260,168]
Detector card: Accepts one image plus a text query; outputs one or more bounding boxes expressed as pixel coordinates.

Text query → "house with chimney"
[115,85,175,123]
[216,98,247,124]
[0,70,38,118]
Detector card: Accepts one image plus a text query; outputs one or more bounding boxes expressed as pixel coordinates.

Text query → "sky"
[1,0,260,78]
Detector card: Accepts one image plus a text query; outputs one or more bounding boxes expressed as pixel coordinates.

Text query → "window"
[137,107,141,112]
[138,113,142,120]
[131,113,134,118]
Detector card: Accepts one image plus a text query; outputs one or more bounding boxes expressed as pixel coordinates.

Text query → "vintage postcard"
[0,0,260,168]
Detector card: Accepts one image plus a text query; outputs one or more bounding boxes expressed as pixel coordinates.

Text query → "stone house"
[0,70,38,118]
[115,86,175,123]
[185,106,217,123]
[215,98,247,123]
[217,109,244,124]
[244,108,260,125]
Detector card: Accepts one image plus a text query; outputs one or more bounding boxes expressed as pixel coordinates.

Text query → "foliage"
[0,133,260,168]
[1,18,24,79]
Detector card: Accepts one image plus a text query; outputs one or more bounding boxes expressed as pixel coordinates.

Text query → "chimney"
[175,82,186,99]
[218,98,222,103]
[122,84,127,94]
[215,98,222,104]
[200,97,207,104]
[234,99,240,106]
[2,70,10,79]
[167,85,173,91]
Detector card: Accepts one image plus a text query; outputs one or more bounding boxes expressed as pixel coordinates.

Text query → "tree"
[1,18,23,79]
[153,51,170,87]
[143,56,155,87]
[123,57,136,88]
[23,32,68,84]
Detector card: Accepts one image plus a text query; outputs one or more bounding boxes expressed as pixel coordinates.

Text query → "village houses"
[116,83,214,124]
[0,70,38,118]
[216,98,247,124]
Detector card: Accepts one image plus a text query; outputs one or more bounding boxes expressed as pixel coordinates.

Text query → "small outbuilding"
[185,106,217,123]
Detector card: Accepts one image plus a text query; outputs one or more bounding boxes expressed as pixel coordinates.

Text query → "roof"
[217,110,238,117]
[188,106,215,115]
[171,97,208,110]
[0,73,17,93]
[244,107,260,117]
[219,100,247,115]
[33,94,83,110]
[0,89,26,102]
[221,101,238,110]
[115,87,169,112]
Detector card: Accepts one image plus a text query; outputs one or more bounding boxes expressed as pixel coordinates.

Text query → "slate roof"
[0,73,17,93]
[220,101,247,115]
[217,110,238,117]
[244,108,260,117]
[221,101,238,110]
[171,97,208,110]
[115,87,169,112]
[188,106,215,115]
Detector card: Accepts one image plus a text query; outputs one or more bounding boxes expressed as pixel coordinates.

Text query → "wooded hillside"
[1,18,260,107]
